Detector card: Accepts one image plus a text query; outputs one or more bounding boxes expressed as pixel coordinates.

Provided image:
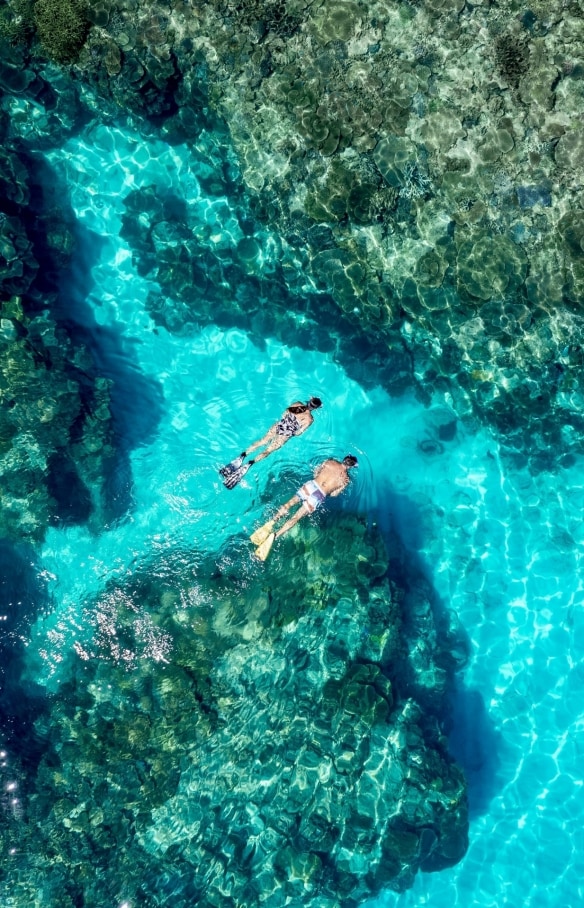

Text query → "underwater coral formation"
[0,125,114,540]
[119,180,403,393]
[33,0,90,63]
[0,516,468,904]
[1,0,584,465]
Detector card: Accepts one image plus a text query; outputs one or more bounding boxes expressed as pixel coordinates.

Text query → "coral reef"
[33,0,90,63]
[119,180,403,391]
[0,122,115,540]
[1,0,583,467]
[1,0,89,63]
[0,295,113,540]
[0,0,35,47]
[0,516,469,904]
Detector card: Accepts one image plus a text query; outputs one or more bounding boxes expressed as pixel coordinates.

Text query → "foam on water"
[21,123,584,907]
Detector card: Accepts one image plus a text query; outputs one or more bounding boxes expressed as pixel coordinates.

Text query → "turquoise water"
[2,120,584,904]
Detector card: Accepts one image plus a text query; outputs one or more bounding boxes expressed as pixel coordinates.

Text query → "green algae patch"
[4,516,469,905]
[304,159,385,225]
[558,211,584,261]
[0,0,35,46]
[456,233,528,302]
[373,135,417,188]
[308,0,364,45]
[34,0,90,63]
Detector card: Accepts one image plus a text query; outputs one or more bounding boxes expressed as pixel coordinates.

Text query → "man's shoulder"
[318,458,341,471]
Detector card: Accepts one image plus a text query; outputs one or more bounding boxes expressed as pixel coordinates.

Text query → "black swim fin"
[222,461,252,489]
[219,454,245,480]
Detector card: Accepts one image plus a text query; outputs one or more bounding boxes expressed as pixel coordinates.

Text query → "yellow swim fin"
[254,533,275,562]
[250,520,275,546]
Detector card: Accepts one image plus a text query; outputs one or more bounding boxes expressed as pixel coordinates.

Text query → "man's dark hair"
[343,455,358,467]
[308,397,322,409]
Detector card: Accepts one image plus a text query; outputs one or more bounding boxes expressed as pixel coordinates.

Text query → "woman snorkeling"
[219,397,322,489]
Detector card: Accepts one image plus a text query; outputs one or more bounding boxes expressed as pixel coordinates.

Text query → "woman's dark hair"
[343,455,358,467]
[288,398,322,415]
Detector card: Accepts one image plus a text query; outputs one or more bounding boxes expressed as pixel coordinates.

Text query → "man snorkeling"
[250,455,358,560]
[220,397,322,489]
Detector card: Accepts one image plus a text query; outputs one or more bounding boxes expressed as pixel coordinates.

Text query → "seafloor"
[0,1,583,907]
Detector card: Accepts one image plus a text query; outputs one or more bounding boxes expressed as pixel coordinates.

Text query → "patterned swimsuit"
[275,411,302,437]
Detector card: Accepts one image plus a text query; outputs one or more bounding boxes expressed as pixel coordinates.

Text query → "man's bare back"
[314,458,352,497]
[250,455,359,559]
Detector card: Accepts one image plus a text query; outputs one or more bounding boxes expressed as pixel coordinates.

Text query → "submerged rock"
[5,516,468,905]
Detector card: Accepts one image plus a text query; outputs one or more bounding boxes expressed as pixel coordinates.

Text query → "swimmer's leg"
[250,494,299,545]
[245,427,277,457]
[274,501,310,539]
[250,434,287,464]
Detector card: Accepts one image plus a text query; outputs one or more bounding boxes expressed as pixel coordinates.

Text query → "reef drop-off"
[3,516,468,906]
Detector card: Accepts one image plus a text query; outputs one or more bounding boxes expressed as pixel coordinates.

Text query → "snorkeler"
[220,397,322,489]
[250,455,358,560]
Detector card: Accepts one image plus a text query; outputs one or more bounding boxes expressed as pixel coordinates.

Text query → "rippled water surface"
[1,119,583,907]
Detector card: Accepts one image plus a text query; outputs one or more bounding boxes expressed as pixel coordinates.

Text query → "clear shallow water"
[4,122,584,906]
